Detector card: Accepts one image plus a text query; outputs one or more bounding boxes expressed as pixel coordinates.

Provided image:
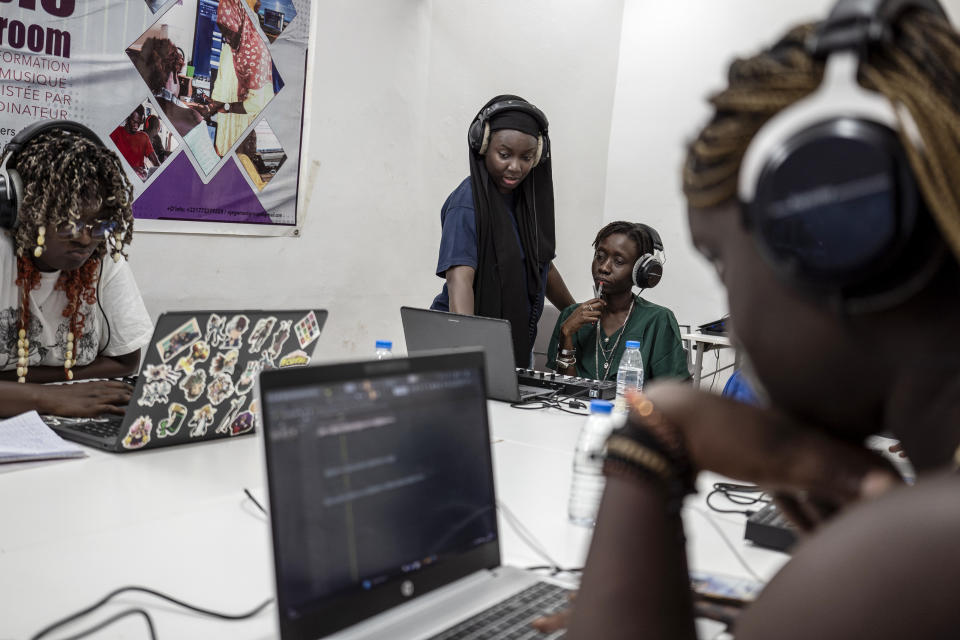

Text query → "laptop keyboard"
[68,416,122,439]
[425,581,569,640]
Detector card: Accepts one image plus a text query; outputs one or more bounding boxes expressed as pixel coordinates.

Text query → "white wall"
[129,0,625,361]
[605,0,960,330]
[129,0,960,367]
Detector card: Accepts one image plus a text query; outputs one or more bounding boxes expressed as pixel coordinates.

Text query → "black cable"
[705,482,770,516]
[30,586,273,640]
[510,392,591,416]
[244,487,267,515]
[53,608,156,640]
[95,256,111,357]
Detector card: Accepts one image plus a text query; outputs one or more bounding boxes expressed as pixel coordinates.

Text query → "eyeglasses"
[55,219,118,240]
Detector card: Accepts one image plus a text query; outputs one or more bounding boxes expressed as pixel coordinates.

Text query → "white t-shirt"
[0,235,154,372]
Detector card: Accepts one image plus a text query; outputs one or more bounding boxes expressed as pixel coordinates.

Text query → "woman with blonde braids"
[536,2,960,639]
[0,123,153,417]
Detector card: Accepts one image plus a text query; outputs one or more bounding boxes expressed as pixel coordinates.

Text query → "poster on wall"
[0,0,311,237]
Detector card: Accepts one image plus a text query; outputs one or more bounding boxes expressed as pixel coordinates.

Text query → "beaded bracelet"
[555,355,576,368]
[601,393,697,512]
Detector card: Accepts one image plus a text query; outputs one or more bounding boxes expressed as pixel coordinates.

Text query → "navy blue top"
[431,178,552,351]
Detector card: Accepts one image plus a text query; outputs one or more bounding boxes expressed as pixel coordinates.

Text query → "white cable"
[496,500,563,572]
[687,505,765,584]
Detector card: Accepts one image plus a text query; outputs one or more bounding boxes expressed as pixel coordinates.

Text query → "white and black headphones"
[632,223,665,289]
[0,120,105,231]
[738,0,949,313]
[467,99,549,167]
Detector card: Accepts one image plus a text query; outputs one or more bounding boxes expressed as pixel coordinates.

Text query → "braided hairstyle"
[682,11,960,266]
[6,129,134,380]
[593,220,655,257]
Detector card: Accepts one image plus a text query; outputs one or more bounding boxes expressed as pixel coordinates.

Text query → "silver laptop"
[400,306,552,403]
[258,350,571,639]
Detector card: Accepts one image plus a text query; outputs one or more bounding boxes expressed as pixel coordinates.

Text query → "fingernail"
[860,471,897,499]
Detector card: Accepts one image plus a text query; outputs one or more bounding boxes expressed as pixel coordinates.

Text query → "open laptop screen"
[260,351,500,639]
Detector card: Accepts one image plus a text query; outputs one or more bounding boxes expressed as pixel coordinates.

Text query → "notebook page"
[0,411,87,463]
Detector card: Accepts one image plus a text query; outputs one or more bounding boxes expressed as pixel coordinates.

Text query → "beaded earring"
[111,231,123,263]
[15,255,86,384]
[33,227,45,258]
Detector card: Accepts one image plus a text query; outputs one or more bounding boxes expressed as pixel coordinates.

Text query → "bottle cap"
[375,340,393,350]
[625,340,641,349]
[589,399,613,414]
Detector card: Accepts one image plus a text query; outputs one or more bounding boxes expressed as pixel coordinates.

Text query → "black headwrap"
[469,94,556,367]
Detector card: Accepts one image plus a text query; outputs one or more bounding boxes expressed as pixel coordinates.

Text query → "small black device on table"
[515,368,616,400]
[744,503,797,552]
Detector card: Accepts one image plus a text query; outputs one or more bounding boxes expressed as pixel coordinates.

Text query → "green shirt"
[546,295,690,383]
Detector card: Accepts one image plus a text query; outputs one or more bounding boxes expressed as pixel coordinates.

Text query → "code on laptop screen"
[262,366,497,614]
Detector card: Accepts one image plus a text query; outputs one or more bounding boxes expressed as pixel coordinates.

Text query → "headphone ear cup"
[532,134,543,167]
[467,118,483,153]
[477,122,491,155]
[632,254,664,289]
[0,169,22,230]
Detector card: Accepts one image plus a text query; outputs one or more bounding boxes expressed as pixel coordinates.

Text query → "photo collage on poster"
[123,0,296,182]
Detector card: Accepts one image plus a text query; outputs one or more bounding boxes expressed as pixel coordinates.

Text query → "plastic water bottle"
[568,399,615,527]
[375,340,393,359]
[614,340,644,416]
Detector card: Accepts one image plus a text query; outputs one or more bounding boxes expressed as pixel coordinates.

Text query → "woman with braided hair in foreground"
[0,124,153,417]
[537,3,960,639]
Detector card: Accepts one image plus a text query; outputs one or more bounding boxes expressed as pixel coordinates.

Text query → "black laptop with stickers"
[42,309,327,452]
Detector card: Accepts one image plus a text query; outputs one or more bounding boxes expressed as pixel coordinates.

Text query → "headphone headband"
[634,222,663,253]
[1,120,106,230]
[810,0,947,55]
[4,120,103,157]
[473,99,548,134]
[467,98,549,166]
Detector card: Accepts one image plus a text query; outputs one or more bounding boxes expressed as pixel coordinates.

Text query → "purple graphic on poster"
[134,153,272,224]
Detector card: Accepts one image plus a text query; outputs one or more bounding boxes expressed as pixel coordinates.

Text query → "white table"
[0,402,789,639]
[681,332,737,388]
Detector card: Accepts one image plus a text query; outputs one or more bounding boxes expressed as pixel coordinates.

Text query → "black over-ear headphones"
[0,120,105,231]
[738,0,949,313]
[467,99,549,167]
[632,223,665,289]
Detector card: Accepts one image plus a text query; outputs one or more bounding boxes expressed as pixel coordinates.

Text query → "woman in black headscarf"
[431,95,575,367]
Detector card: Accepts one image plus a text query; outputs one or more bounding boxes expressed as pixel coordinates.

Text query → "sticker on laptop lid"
[188,403,217,438]
[179,369,208,402]
[206,372,235,406]
[205,313,226,347]
[157,403,188,438]
[294,311,321,348]
[235,360,262,396]
[221,315,250,350]
[215,395,246,436]
[122,416,153,450]
[156,317,202,363]
[229,410,255,436]
[210,349,239,375]
[137,381,172,407]
[144,363,181,386]
[175,340,210,374]
[278,349,310,368]
[262,320,293,366]
[248,316,276,353]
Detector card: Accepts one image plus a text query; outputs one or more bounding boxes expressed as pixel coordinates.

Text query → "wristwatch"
[222,102,231,112]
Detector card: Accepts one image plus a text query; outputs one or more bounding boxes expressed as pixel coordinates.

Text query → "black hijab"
[469,95,556,367]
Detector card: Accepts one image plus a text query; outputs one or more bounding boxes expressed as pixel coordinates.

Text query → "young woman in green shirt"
[546,221,689,383]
